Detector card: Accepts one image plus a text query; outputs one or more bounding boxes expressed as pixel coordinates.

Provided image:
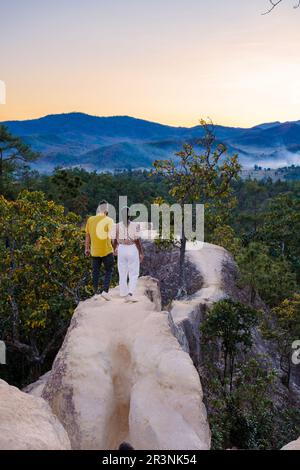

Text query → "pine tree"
[0,125,39,194]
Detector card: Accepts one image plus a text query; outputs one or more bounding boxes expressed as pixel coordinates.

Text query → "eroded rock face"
[39,277,210,450]
[0,379,71,450]
[282,437,300,450]
[23,371,51,397]
[141,241,204,307]
[169,243,231,365]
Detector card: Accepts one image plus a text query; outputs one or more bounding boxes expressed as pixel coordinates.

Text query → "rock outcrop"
[168,242,231,365]
[24,371,51,397]
[32,277,210,450]
[0,379,71,450]
[282,437,300,450]
[141,240,204,307]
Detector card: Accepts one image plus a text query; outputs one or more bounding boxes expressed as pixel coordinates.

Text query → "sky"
[1,0,300,127]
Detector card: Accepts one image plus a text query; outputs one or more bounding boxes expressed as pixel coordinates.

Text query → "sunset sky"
[1,0,300,127]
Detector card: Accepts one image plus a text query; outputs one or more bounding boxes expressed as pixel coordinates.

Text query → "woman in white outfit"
[113,207,144,302]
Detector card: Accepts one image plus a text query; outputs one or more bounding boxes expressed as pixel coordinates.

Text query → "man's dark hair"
[97,200,109,215]
[118,442,135,450]
[121,206,131,225]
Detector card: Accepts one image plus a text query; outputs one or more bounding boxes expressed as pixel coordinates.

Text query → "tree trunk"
[28,360,42,383]
[280,352,291,388]
[229,355,235,393]
[176,235,187,299]
[250,285,256,304]
[223,350,228,387]
[10,295,20,342]
[287,354,291,389]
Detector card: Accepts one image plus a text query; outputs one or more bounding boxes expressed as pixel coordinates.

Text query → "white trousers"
[118,244,140,297]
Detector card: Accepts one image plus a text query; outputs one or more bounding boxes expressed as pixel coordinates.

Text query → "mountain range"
[2,112,300,173]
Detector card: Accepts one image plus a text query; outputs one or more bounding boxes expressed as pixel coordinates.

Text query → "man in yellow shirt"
[85,200,114,301]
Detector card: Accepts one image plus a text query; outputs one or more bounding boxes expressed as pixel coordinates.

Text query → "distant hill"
[2,112,300,172]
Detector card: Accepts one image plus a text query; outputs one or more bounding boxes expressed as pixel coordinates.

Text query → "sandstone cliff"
[29,277,210,450]
[0,379,70,450]
[6,239,298,450]
[168,242,230,365]
[282,437,300,450]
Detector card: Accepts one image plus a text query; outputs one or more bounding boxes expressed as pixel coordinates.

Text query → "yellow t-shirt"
[85,214,113,257]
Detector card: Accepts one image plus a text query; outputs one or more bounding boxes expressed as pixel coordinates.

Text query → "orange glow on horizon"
[1,0,300,128]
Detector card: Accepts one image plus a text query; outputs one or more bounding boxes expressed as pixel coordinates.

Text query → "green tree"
[0,191,91,384]
[237,242,297,306]
[263,294,300,388]
[201,299,259,391]
[0,125,39,195]
[233,180,268,241]
[50,169,87,216]
[228,359,276,449]
[152,121,240,296]
[259,193,300,280]
[211,224,242,257]
[205,358,276,450]
[200,300,283,449]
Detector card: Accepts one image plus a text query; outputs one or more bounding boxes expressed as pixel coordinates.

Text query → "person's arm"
[85,218,91,256]
[85,233,91,256]
[110,222,119,256]
[112,238,119,255]
[133,223,144,262]
[135,238,144,262]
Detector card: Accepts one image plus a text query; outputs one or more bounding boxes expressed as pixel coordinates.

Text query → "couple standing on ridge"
[85,200,145,302]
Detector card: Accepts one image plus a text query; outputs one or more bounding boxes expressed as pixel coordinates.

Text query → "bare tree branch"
[263,0,300,15]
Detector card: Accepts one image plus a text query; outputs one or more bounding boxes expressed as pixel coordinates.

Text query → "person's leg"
[92,257,101,294]
[128,245,140,296]
[118,245,129,297]
[102,253,114,293]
